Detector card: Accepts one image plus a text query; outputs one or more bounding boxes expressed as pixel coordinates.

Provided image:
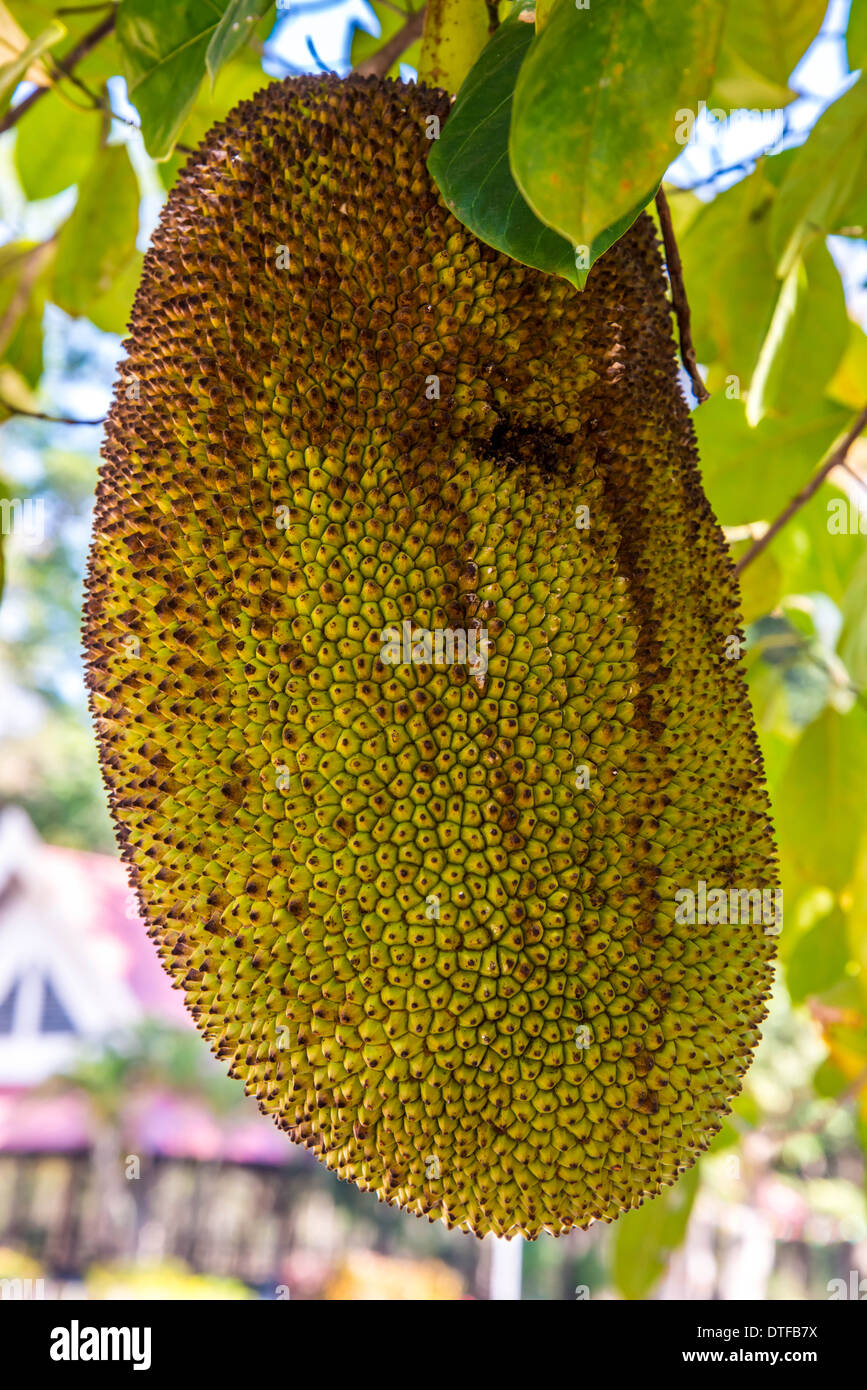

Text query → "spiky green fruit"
[84,74,777,1239]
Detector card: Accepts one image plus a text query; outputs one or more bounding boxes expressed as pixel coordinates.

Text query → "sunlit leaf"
[694,392,851,526]
[52,143,140,318]
[117,0,225,160]
[771,75,867,274]
[611,1166,700,1300]
[718,0,826,94]
[427,11,580,287]
[777,705,867,892]
[510,0,724,254]
[206,0,271,86]
[679,163,777,390]
[15,89,101,199]
[747,240,849,426]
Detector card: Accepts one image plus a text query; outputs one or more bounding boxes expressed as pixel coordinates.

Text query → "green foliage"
[206,0,271,86]
[778,706,867,893]
[770,75,867,273]
[116,0,262,160]
[747,240,848,426]
[510,0,723,260]
[52,143,139,318]
[716,0,826,95]
[611,1167,700,1299]
[427,12,581,286]
[14,88,100,199]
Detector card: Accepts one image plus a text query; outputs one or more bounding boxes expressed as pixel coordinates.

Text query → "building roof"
[0,808,295,1166]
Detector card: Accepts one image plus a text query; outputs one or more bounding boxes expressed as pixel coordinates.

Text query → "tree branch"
[0,396,104,427]
[354,7,426,78]
[0,11,115,135]
[485,0,501,33]
[655,185,709,404]
[734,402,867,575]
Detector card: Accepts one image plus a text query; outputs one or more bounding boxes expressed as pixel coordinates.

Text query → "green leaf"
[52,144,140,318]
[775,484,867,607]
[418,0,489,93]
[839,549,867,690]
[15,89,101,199]
[611,1166,700,1300]
[734,544,782,624]
[770,76,867,274]
[155,45,268,191]
[786,905,851,1003]
[848,0,867,71]
[0,237,53,387]
[427,11,580,287]
[694,392,851,527]
[718,0,826,94]
[679,163,778,390]
[0,13,63,111]
[709,44,793,110]
[509,0,724,254]
[206,0,270,87]
[87,249,144,336]
[117,0,226,160]
[826,321,867,412]
[777,705,867,892]
[747,240,849,426]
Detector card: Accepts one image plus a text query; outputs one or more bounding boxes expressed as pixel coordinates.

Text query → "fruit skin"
[83,73,777,1239]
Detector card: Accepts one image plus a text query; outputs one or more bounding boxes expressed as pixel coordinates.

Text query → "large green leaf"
[206,0,271,86]
[747,240,849,426]
[15,88,101,199]
[719,0,826,93]
[679,163,778,389]
[52,143,140,318]
[610,1166,700,1300]
[785,904,851,1003]
[771,76,867,274]
[694,392,851,526]
[510,0,724,254]
[117,0,226,160]
[777,705,867,892]
[427,11,580,287]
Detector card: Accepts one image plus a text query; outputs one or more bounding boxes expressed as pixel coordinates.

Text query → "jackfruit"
[83,74,778,1239]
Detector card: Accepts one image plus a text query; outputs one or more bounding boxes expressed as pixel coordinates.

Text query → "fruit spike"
[83,74,777,1239]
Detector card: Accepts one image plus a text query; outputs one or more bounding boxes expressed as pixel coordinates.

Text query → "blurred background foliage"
[0,0,867,1298]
